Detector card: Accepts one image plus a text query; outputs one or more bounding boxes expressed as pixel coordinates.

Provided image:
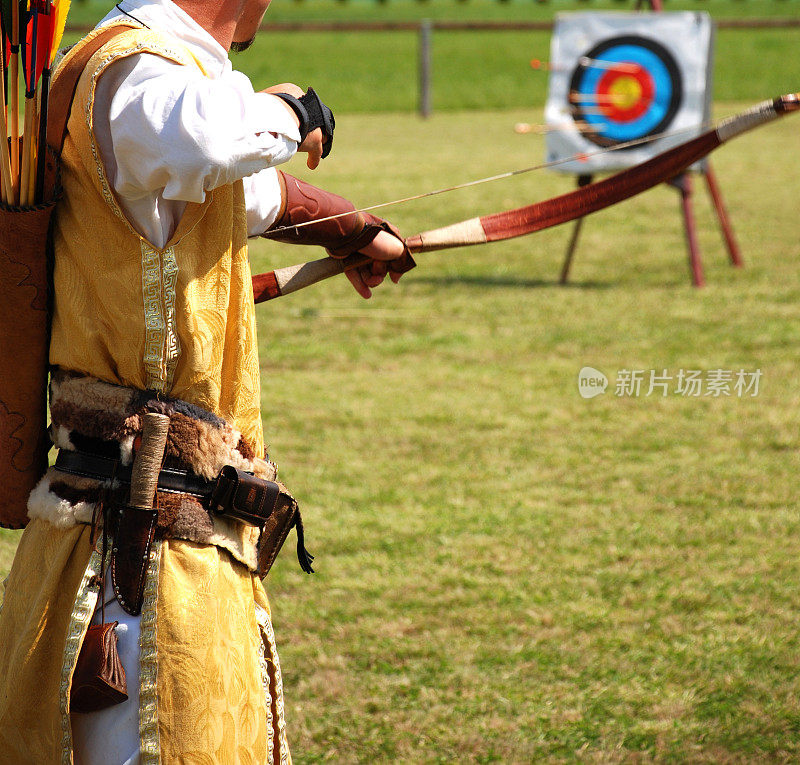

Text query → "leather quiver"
[0,25,136,529]
[0,155,60,529]
[70,621,129,713]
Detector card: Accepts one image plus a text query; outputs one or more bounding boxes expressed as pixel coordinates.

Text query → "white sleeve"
[94,53,300,206]
[244,167,284,237]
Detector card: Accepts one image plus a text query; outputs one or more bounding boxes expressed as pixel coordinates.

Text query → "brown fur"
[154,491,212,540]
[49,371,276,480]
[40,371,282,570]
[49,480,102,506]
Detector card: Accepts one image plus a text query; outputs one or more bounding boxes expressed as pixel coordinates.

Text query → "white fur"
[51,425,76,452]
[118,435,136,466]
[27,473,96,528]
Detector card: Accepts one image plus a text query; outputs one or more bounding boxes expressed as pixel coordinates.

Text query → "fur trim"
[49,369,277,480]
[42,370,281,572]
[51,425,75,452]
[154,493,259,570]
[27,471,97,528]
[205,515,260,571]
[29,473,261,571]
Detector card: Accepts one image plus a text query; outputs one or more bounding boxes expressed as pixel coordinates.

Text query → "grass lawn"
[6,102,796,761]
[65,0,800,26]
[245,105,800,762]
[4,0,800,760]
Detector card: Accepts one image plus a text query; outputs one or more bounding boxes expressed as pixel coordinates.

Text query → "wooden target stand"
[559,163,743,287]
[559,0,743,288]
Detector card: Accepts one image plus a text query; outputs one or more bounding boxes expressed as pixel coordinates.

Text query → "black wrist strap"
[273,93,311,143]
[300,87,336,158]
[273,88,336,159]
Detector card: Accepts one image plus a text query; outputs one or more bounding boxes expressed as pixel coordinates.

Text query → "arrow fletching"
[22,0,37,96]
[0,0,13,45]
[33,0,49,81]
[48,0,67,66]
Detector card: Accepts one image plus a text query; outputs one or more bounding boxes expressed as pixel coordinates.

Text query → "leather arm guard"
[263,172,416,274]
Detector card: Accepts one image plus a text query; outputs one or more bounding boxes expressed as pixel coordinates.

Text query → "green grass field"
[251,107,800,763]
[66,0,800,26]
[4,103,797,762]
[4,1,800,761]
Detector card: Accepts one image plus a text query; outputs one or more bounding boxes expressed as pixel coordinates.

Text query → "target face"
[568,36,683,148]
[545,12,713,173]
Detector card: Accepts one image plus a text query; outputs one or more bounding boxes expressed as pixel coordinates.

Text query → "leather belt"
[53,447,315,580]
[54,449,215,498]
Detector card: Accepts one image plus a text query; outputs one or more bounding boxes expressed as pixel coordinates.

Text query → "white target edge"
[545,12,714,174]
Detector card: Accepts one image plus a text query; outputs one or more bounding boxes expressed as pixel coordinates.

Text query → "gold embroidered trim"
[141,242,181,392]
[255,603,275,765]
[139,540,162,765]
[82,34,189,237]
[258,604,291,765]
[162,247,180,389]
[58,547,102,764]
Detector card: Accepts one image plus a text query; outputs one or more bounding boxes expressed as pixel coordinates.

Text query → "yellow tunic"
[0,25,290,764]
[49,24,264,454]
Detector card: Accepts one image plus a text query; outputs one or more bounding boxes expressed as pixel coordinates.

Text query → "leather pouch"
[210,466,314,577]
[256,496,313,578]
[209,466,281,526]
[70,621,128,713]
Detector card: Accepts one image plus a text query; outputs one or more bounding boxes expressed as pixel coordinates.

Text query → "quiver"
[0,174,59,528]
[0,25,134,528]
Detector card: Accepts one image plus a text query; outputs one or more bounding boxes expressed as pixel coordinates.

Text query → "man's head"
[172,0,270,53]
[230,0,271,52]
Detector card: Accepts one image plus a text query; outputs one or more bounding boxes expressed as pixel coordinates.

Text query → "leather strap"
[264,172,416,267]
[46,24,137,154]
[54,449,295,529]
[55,449,215,497]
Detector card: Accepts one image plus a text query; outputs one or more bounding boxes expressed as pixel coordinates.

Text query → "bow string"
[252,93,799,303]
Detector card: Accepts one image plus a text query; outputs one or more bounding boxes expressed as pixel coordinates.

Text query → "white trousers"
[71,574,142,765]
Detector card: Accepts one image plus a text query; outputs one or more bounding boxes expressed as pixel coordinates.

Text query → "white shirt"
[93,0,299,248]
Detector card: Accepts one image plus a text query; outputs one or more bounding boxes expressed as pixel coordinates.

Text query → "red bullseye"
[596,64,654,123]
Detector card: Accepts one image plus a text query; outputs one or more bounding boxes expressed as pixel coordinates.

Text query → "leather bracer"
[264,172,416,273]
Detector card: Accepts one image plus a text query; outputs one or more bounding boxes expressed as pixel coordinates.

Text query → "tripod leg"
[704,162,743,267]
[559,174,592,284]
[671,173,705,288]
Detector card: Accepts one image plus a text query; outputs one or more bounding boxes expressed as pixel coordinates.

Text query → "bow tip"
[777,93,800,114]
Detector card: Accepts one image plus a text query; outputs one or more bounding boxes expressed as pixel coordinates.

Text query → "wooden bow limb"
[253,253,372,303]
[252,93,799,305]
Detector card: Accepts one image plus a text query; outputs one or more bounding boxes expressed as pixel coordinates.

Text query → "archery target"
[545,13,714,173]
[568,36,682,147]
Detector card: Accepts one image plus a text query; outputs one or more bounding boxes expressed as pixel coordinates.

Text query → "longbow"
[252,93,799,303]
